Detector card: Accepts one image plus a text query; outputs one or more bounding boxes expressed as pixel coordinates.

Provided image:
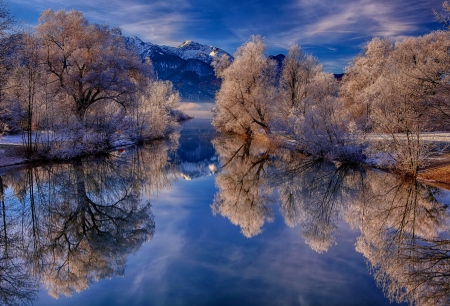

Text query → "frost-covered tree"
[275,45,357,159]
[36,9,147,122]
[434,1,450,29]
[3,31,46,158]
[0,9,182,160]
[357,32,450,175]
[340,37,393,131]
[0,0,16,138]
[212,35,277,136]
[278,44,322,119]
[130,80,180,141]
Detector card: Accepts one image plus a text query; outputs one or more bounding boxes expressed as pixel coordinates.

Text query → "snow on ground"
[366,132,450,142]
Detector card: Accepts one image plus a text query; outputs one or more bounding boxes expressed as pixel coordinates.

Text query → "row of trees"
[213,4,450,176]
[0,7,181,159]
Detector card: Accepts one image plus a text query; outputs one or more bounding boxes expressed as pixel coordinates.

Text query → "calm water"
[1,118,449,306]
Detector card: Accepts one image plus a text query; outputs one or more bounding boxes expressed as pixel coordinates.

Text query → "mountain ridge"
[126,38,344,101]
[126,37,231,101]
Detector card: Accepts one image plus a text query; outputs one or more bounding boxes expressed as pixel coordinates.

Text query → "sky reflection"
[1,119,448,305]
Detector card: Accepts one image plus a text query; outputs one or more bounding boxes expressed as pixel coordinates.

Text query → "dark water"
[0,118,449,306]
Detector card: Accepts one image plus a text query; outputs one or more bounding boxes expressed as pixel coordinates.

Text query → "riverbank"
[3,122,450,189]
[0,106,200,169]
[417,158,450,189]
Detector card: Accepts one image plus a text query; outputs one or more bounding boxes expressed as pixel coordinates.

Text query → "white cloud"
[271,0,440,48]
[7,0,446,72]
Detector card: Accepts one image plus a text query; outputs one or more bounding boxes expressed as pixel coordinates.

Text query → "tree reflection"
[0,175,38,306]
[39,157,156,298]
[214,135,450,305]
[211,135,275,238]
[350,172,450,306]
[212,135,356,248]
[0,139,176,301]
[269,149,363,253]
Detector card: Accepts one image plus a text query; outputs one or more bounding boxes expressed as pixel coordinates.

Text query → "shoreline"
[2,125,450,190]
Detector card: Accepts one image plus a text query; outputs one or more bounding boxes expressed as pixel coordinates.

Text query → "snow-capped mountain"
[126,37,232,101]
[172,40,229,64]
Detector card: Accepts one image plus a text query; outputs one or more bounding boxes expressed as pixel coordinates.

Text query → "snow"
[367,132,450,142]
[126,36,231,65]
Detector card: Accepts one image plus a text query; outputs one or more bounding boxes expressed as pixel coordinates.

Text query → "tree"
[3,31,45,158]
[0,0,16,138]
[434,1,450,29]
[130,79,180,141]
[340,37,393,131]
[212,35,277,136]
[36,9,147,122]
[278,44,322,119]
[362,32,450,176]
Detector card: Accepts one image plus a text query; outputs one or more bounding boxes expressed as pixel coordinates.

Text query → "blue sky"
[6,0,447,73]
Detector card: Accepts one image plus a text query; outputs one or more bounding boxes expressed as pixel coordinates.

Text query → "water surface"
[1,118,449,306]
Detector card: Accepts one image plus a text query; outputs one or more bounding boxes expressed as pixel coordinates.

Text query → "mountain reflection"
[0,140,176,304]
[212,135,450,306]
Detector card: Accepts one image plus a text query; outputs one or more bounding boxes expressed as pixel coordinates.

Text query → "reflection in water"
[173,119,219,180]
[0,139,177,304]
[0,176,39,305]
[1,126,450,305]
[213,135,450,305]
[212,135,355,251]
[211,135,275,238]
[349,173,450,306]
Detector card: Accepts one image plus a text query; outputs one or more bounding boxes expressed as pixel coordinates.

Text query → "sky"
[5,0,448,73]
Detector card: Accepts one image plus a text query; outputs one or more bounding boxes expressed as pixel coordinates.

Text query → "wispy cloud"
[6,0,446,72]
[272,0,440,47]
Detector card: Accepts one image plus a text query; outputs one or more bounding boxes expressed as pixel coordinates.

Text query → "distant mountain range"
[126,37,231,102]
[126,37,343,102]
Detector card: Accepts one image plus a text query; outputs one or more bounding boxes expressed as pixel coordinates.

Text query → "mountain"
[126,37,231,102]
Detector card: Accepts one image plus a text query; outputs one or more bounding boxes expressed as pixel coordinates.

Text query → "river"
[0,118,449,306]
